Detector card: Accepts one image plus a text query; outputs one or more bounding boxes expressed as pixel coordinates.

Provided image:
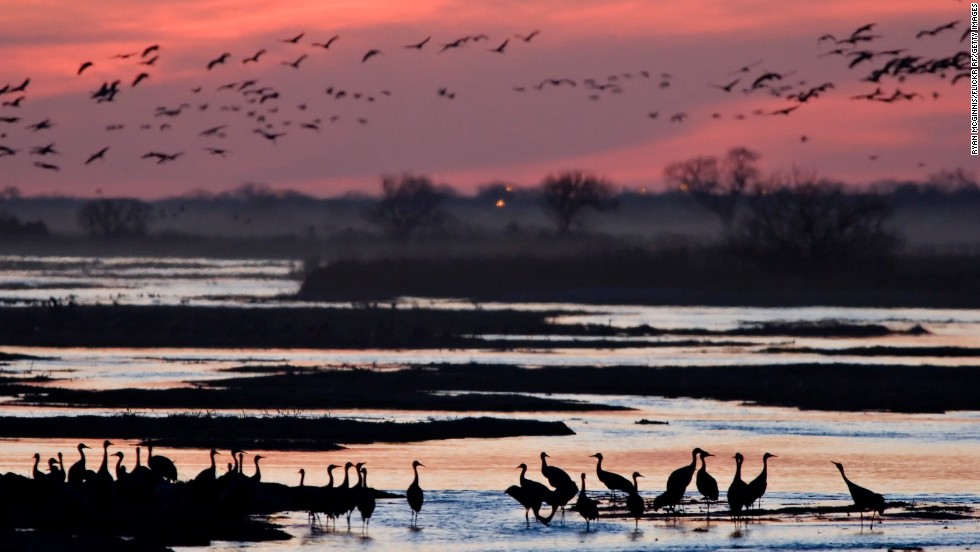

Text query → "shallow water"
[1,255,979,550]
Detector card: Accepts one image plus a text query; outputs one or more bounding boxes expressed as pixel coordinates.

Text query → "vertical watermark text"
[971,3,978,155]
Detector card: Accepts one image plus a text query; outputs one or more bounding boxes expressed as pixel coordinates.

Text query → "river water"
[0,255,978,551]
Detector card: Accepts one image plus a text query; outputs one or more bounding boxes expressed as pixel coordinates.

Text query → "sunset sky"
[0,0,969,198]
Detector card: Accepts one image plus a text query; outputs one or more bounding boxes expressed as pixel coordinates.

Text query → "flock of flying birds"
[0,19,969,178]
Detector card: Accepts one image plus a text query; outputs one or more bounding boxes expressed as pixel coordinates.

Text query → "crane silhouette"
[727,453,750,523]
[626,472,644,528]
[576,473,599,531]
[746,453,776,510]
[832,461,885,528]
[540,452,578,522]
[407,460,424,527]
[696,450,719,517]
[67,443,90,485]
[590,453,634,498]
[517,463,556,525]
[147,444,177,482]
[654,447,705,514]
[357,466,376,534]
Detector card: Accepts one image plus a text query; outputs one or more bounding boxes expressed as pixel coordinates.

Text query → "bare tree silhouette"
[540,170,617,235]
[664,147,760,231]
[367,174,449,240]
[730,168,898,267]
[77,198,152,238]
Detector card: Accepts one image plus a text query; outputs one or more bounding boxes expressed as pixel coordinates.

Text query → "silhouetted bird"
[77,61,94,75]
[916,20,958,39]
[626,472,644,528]
[243,49,266,64]
[654,447,705,513]
[142,44,160,57]
[407,460,424,527]
[540,452,577,522]
[518,463,555,525]
[745,453,776,510]
[590,453,634,496]
[147,445,177,482]
[85,147,108,165]
[728,453,750,522]
[132,72,149,87]
[361,49,382,63]
[281,54,307,69]
[207,53,231,70]
[696,450,719,515]
[112,451,128,481]
[832,461,885,528]
[68,443,90,485]
[357,467,376,533]
[312,36,339,49]
[405,36,430,50]
[515,30,540,42]
[490,39,509,54]
[280,32,305,44]
[576,473,599,531]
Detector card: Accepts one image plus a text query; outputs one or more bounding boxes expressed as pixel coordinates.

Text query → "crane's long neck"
[541,455,548,472]
[100,444,109,472]
[209,450,216,472]
[735,457,743,479]
[633,474,641,491]
[115,454,123,473]
[580,474,587,492]
[519,464,528,484]
[690,450,698,469]
[326,466,335,488]
[135,448,142,468]
[78,446,86,465]
[413,464,420,486]
[361,469,368,488]
[700,456,708,472]
[237,453,244,473]
[299,470,305,486]
[341,465,351,488]
[32,455,40,474]
[58,453,64,471]
[761,456,769,475]
[355,466,364,488]
[253,456,261,479]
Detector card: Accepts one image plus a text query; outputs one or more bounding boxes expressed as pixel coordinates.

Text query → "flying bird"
[279,32,305,44]
[85,147,109,164]
[77,61,94,75]
[515,30,540,42]
[34,161,60,171]
[405,36,431,50]
[770,104,800,116]
[26,119,54,131]
[243,49,266,64]
[312,36,340,49]
[709,78,740,92]
[207,53,231,70]
[142,44,160,57]
[490,39,509,53]
[916,21,957,39]
[361,49,382,63]
[132,72,150,87]
[281,54,307,69]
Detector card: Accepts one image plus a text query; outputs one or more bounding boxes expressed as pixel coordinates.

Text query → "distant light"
[505,186,513,193]
[496,199,506,208]
[639,187,648,195]
[679,182,689,192]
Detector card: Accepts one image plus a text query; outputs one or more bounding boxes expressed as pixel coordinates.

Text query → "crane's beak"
[419,463,426,468]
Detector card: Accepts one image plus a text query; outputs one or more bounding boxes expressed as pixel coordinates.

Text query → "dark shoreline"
[0,414,574,450]
[13,362,980,414]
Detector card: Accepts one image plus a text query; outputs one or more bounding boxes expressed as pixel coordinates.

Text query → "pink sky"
[0,0,970,198]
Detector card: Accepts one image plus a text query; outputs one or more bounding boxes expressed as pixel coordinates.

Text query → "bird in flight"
[142,151,183,164]
[916,21,958,39]
[254,128,285,142]
[142,44,160,57]
[207,53,231,70]
[708,78,740,92]
[515,30,540,42]
[77,61,94,75]
[362,49,382,63]
[85,147,109,165]
[280,32,305,44]
[31,143,59,156]
[26,119,54,131]
[312,36,340,49]
[281,54,307,69]
[490,39,509,54]
[405,36,430,50]
[770,104,800,116]
[243,49,266,64]
[34,161,60,171]
[132,72,150,87]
